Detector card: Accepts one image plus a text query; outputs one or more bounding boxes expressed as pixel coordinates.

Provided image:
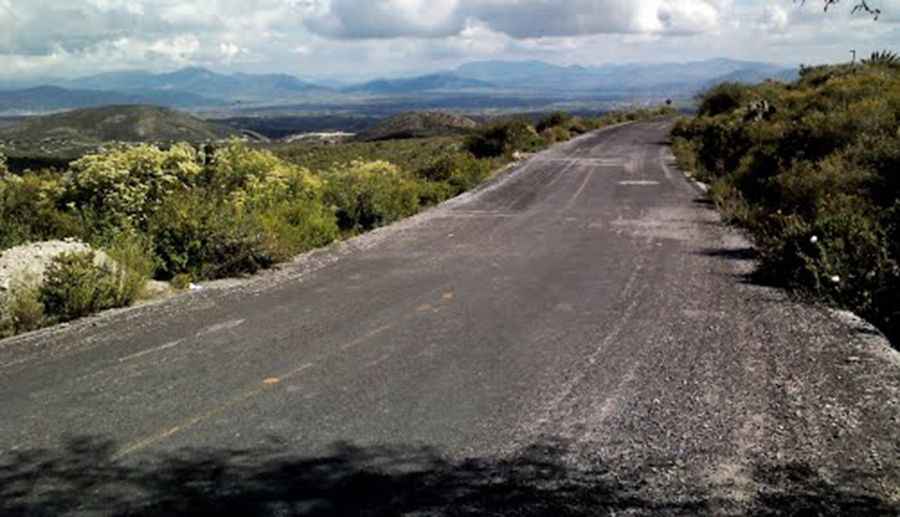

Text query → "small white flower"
[810,236,819,244]
[830,275,841,284]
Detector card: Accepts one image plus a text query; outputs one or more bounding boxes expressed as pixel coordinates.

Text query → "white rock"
[0,240,113,294]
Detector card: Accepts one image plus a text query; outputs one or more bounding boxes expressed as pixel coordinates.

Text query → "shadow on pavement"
[697,247,757,261]
[1,436,896,516]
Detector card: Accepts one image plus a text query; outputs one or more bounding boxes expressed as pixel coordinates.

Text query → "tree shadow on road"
[1,436,896,516]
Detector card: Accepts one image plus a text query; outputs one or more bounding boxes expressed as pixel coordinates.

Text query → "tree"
[798,0,881,19]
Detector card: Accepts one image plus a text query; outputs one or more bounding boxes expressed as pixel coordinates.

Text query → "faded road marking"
[565,169,594,210]
[196,318,246,337]
[658,147,674,180]
[118,340,184,363]
[533,157,624,167]
[340,324,393,351]
[113,363,314,459]
[618,180,660,186]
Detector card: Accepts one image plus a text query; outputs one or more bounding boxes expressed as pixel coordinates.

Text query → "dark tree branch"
[798,0,881,19]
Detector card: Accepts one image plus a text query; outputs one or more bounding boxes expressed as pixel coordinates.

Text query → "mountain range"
[0,59,798,114]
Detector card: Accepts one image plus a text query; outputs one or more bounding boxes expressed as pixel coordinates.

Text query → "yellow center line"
[112,321,399,460]
[112,363,314,460]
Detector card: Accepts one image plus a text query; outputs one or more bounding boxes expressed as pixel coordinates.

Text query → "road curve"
[2,121,899,515]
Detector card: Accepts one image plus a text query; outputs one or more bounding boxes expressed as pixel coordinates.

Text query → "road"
[2,121,899,515]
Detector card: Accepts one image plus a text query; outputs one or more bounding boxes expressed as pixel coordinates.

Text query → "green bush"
[208,141,322,200]
[0,277,45,338]
[0,172,85,250]
[63,144,202,230]
[465,121,544,159]
[417,151,492,196]
[255,198,339,262]
[697,82,754,117]
[541,126,572,144]
[416,181,456,206]
[674,64,900,344]
[40,251,126,323]
[104,232,154,303]
[324,160,421,232]
[148,190,273,280]
[536,112,574,133]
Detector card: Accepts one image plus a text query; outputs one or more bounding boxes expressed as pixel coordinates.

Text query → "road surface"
[2,121,899,515]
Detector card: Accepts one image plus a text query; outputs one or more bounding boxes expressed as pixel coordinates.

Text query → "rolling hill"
[0,105,241,143]
[355,111,479,141]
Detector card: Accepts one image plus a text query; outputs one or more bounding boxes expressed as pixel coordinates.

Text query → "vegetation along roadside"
[670,53,900,346]
[0,107,675,339]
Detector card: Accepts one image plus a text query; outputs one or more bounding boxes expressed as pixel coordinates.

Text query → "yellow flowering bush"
[64,144,202,229]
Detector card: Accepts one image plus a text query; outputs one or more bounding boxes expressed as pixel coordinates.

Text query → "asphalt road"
[2,121,899,516]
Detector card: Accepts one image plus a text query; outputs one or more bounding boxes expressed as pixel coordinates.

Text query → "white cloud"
[219,41,246,62]
[148,34,200,62]
[306,0,463,38]
[759,5,789,32]
[306,0,732,39]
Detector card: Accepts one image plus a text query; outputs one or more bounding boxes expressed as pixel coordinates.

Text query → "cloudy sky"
[0,0,898,81]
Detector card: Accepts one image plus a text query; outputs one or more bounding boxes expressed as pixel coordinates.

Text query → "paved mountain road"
[2,121,899,515]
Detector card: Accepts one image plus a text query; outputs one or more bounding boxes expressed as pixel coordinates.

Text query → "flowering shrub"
[63,144,202,231]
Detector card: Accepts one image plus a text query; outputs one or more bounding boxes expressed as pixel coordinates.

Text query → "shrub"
[417,151,492,196]
[40,251,124,323]
[541,126,572,144]
[0,276,45,338]
[675,64,900,344]
[63,144,202,230]
[0,152,8,177]
[208,141,322,201]
[536,112,574,133]
[171,273,193,290]
[324,161,421,232]
[465,121,543,159]
[417,182,455,206]
[862,50,900,69]
[697,82,754,117]
[104,232,154,303]
[0,172,84,250]
[148,190,273,280]
[670,137,699,174]
[255,199,339,262]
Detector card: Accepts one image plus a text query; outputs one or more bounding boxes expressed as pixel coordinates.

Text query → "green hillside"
[356,111,479,141]
[671,54,900,344]
[0,105,240,143]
